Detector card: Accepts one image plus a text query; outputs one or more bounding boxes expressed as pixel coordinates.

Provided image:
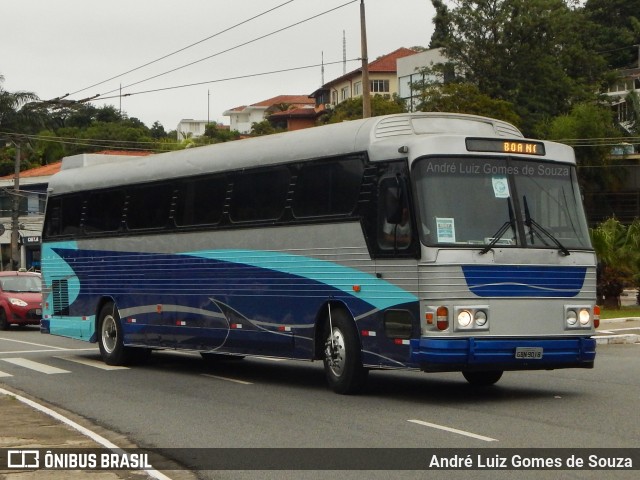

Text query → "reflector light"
[352,285,361,293]
[436,306,449,331]
[361,330,377,337]
[425,312,434,325]
[593,305,600,328]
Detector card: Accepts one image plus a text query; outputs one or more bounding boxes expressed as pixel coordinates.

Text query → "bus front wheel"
[323,309,368,394]
[462,370,503,386]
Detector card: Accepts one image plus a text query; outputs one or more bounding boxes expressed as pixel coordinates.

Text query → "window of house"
[370,79,390,93]
[341,86,350,101]
[354,81,362,96]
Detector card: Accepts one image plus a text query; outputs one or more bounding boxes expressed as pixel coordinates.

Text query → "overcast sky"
[1,0,435,131]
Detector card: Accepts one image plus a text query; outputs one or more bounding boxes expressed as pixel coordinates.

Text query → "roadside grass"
[600,305,640,319]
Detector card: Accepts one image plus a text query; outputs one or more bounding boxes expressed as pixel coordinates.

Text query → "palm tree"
[590,217,640,308]
[0,74,40,135]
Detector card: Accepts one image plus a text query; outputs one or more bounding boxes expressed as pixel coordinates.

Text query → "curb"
[594,318,640,345]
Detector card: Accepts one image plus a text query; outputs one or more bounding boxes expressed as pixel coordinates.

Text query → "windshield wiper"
[523,196,570,256]
[480,198,516,254]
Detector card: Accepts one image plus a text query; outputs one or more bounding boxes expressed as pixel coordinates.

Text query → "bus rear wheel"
[98,303,150,365]
[323,309,368,394]
[462,370,503,386]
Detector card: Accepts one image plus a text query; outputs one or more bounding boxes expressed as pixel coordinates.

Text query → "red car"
[0,271,42,329]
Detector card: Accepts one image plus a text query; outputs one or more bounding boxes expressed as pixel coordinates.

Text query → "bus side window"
[45,195,83,237]
[85,190,125,233]
[378,178,411,250]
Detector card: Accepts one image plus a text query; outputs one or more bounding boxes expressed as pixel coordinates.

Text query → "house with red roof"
[223,94,315,134]
[310,47,417,108]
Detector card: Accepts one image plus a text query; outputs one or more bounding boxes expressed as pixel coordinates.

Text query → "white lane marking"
[252,356,286,362]
[0,348,96,355]
[201,373,253,385]
[1,358,70,374]
[0,387,172,480]
[408,419,498,442]
[0,337,70,350]
[55,356,130,371]
[0,370,12,377]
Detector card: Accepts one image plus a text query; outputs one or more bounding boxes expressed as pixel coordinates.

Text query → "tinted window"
[126,184,173,230]
[44,195,83,237]
[230,167,290,222]
[85,190,125,233]
[175,176,226,226]
[292,157,364,217]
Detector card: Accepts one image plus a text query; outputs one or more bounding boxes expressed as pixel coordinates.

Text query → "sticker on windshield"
[436,217,456,243]
[492,176,510,198]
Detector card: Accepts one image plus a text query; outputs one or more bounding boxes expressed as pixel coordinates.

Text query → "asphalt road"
[1,326,638,480]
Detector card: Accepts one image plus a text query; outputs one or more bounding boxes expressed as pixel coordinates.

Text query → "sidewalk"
[0,387,196,480]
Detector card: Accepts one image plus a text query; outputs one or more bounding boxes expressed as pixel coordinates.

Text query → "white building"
[397,48,449,112]
[223,95,315,134]
[176,119,209,140]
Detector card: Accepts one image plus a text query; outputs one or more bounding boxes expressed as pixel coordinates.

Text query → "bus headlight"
[564,305,593,329]
[457,310,473,328]
[475,310,487,326]
[566,310,578,326]
[579,308,591,326]
[453,306,489,331]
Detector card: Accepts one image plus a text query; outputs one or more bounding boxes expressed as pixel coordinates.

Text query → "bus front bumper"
[410,336,596,372]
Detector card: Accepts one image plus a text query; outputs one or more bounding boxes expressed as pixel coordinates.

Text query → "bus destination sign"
[466,138,546,156]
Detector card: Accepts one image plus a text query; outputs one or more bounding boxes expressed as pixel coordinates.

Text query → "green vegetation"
[600,306,640,319]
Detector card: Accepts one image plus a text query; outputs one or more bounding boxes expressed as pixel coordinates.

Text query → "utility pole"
[10,140,21,270]
[360,0,371,118]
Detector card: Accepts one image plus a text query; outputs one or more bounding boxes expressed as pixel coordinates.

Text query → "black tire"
[462,370,503,386]
[97,302,150,365]
[0,309,9,331]
[323,309,368,394]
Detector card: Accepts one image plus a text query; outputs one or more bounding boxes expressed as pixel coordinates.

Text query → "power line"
[94,59,360,101]
[67,0,297,98]
[95,1,359,99]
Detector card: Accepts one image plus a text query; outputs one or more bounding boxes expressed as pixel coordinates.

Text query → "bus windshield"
[413,157,591,250]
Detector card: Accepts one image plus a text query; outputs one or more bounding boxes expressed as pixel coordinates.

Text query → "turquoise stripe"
[181,249,418,310]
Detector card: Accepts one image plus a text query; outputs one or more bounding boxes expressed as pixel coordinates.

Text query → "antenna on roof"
[321,51,325,85]
[343,30,347,74]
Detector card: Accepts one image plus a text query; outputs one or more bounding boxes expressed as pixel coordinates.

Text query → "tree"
[150,121,167,139]
[591,218,640,307]
[320,95,406,124]
[584,0,640,69]
[0,74,41,135]
[545,103,624,213]
[429,0,607,136]
[412,74,521,126]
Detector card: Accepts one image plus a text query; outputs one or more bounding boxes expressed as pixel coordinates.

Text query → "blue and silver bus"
[40,113,597,394]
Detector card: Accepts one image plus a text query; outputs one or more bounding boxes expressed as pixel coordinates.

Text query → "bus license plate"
[515,347,543,359]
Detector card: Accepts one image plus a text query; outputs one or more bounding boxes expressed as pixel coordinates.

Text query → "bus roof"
[49,112,527,195]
